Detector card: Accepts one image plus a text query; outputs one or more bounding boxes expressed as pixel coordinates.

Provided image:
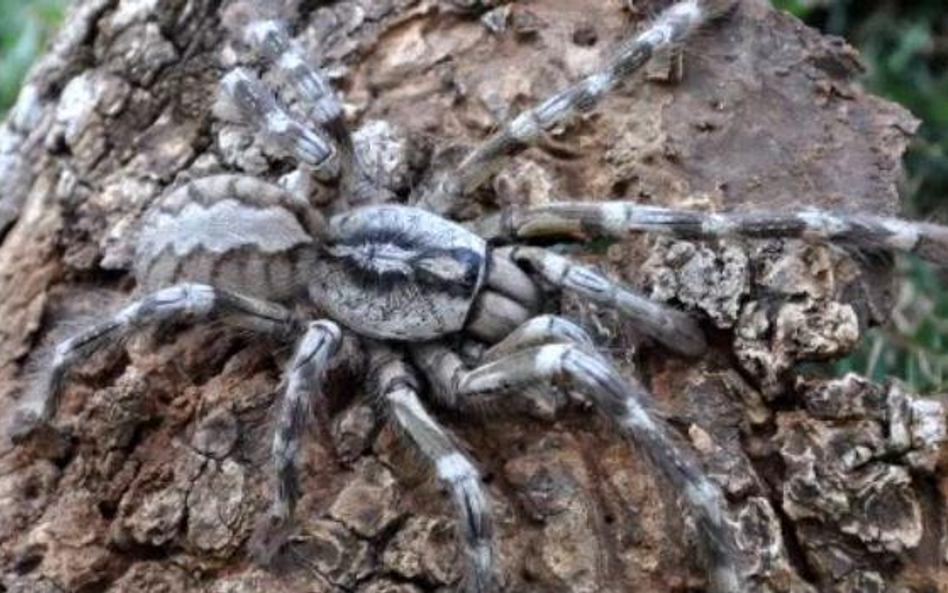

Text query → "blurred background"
[0,0,945,393]
[773,0,948,394]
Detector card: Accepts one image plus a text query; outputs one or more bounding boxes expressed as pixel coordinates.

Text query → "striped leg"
[219,68,340,180]
[369,345,494,593]
[13,283,299,439]
[489,202,948,266]
[412,334,742,593]
[253,320,343,564]
[240,20,345,135]
[502,246,707,357]
[238,19,384,202]
[415,0,736,211]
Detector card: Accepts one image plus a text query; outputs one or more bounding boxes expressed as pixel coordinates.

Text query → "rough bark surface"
[0,0,945,592]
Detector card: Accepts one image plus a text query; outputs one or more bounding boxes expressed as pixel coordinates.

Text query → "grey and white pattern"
[483,202,948,266]
[13,0,948,591]
[370,344,494,592]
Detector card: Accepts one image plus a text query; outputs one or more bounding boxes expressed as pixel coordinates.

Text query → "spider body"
[13,1,948,592]
[137,175,497,339]
[136,175,322,302]
[314,204,491,339]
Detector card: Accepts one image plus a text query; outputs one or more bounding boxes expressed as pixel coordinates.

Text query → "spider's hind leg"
[412,323,743,592]
[233,17,388,202]
[218,68,341,180]
[239,19,347,139]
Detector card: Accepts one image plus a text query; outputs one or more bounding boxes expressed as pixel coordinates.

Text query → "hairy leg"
[236,19,389,203]
[240,20,346,135]
[218,68,340,180]
[253,320,343,564]
[369,344,494,593]
[481,202,948,266]
[500,246,707,357]
[415,0,736,212]
[14,283,299,437]
[413,332,742,592]
[482,248,542,311]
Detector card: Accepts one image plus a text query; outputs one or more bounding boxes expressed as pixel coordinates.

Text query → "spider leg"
[499,246,707,357]
[369,344,494,593]
[254,319,343,564]
[415,0,735,211]
[465,290,533,344]
[219,68,341,180]
[241,20,345,136]
[13,283,299,438]
[412,332,742,592]
[482,314,594,362]
[483,248,542,310]
[238,20,385,202]
[485,202,948,266]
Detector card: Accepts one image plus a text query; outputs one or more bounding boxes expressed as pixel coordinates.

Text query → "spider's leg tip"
[249,512,296,568]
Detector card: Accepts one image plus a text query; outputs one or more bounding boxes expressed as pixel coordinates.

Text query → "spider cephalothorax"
[13,0,948,591]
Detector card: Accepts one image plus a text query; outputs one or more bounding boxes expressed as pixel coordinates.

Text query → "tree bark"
[0,0,944,591]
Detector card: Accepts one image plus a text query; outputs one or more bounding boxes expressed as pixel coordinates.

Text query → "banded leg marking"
[268,320,342,523]
[241,20,344,132]
[17,283,298,434]
[507,246,707,357]
[414,335,741,592]
[219,68,340,179]
[370,346,494,593]
[503,202,948,266]
[239,20,386,202]
[416,0,732,207]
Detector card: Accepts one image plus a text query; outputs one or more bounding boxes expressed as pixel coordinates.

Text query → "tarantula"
[13,0,948,591]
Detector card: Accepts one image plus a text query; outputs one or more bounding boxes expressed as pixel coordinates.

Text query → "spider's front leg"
[461,244,706,357]
[412,324,743,593]
[414,0,737,213]
[483,201,948,266]
[219,68,341,180]
[223,16,386,202]
[368,344,494,593]
[10,283,299,440]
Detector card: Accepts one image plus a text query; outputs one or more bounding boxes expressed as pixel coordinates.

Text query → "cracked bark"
[1,0,946,591]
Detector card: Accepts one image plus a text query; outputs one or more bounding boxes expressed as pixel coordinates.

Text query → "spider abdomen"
[311,205,489,340]
[134,175,324,301]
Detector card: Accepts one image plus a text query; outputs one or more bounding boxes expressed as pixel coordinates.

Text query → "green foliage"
[837,257,948,394]
[772,1,948,220]
[0,0,68,115]
[774,0,948,393]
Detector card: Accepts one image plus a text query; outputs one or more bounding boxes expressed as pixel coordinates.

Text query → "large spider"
[12,0,948,591]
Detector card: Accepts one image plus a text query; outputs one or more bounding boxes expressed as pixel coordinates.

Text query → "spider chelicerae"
[12,0,948,591]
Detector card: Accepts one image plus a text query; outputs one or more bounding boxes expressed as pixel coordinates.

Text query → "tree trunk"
[0,0,944,591]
